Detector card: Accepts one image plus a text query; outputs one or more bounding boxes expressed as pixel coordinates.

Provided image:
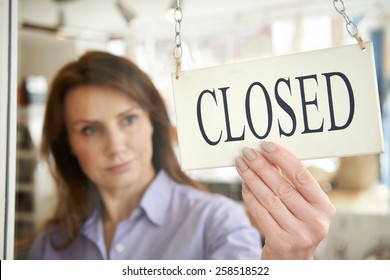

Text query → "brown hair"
[41,51,205,249]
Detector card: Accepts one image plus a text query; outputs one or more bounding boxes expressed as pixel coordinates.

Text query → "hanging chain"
[333,0,366,50]
[173,0,183,79]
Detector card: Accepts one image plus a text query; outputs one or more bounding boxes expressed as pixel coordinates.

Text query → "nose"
[104,126,127,157]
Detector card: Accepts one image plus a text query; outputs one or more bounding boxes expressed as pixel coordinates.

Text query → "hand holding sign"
[235,141,336,259]
[172,43,384,170]
[172,42,383,259]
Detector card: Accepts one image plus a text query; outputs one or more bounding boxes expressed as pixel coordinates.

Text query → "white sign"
[172,43,384,171]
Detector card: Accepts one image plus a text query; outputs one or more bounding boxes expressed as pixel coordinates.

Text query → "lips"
[106,161,133,173]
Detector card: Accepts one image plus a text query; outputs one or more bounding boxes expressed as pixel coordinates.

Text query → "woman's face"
[64,85,155,192]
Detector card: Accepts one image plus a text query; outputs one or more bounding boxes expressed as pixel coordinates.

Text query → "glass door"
[0,0,18,260]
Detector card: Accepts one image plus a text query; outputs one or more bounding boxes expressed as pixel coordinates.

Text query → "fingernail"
[242,182,250,193]
[242,147,256,161]
[235,157,248,172]
[261,141,276,153]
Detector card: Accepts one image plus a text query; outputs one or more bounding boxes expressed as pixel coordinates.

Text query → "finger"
[241,182,282,238]
[235,158,299,232]
[240,147,316,221]
[260,141,330,205]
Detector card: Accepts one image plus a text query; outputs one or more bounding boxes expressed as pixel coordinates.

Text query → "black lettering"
[220,87,245,142]
[245,82,272,139]
[296,74,324,134]
[275,77,297,137]
[322,71,355,131]
[196,89,223,145]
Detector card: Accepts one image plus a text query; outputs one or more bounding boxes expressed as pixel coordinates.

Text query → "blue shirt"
[28,170,262,259]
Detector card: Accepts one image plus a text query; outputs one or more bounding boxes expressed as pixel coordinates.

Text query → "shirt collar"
[81,169,173,235]
[139,169,172,227]
[81,205,107,258]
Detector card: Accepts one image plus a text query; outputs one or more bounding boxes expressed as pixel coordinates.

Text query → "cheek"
[135,124,154,159]
[70,139,99,173]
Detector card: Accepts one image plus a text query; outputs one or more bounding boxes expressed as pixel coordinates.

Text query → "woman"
[28,51,335,260]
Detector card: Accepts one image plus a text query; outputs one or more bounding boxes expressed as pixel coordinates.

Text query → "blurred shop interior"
[15,0,390,259]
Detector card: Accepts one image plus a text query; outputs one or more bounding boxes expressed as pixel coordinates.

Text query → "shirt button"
[115,243,125,253]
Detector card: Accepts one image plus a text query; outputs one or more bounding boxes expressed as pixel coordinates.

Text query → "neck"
[100,169,156,255]
[102,182,154,225]
[100,170,156,225]
[102,186,144,224]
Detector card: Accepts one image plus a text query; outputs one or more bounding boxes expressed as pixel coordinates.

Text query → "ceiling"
[19,0,390,41]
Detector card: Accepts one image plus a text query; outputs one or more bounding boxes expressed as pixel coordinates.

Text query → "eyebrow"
[117,106,142,118]
[70,106,142,128]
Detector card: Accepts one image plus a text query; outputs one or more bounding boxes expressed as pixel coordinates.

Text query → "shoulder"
[169,176,244,215]
[148,170,241,213]
[28,225,73,260]
[168,176,262,259]
[146,170,250,225]
[27,226,102,260]
[27,230,48,259]
[145,170,262,259]
[27,227,61,259]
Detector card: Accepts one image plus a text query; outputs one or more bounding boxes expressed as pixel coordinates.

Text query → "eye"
[122,115,137,125]
[82,125,98,135]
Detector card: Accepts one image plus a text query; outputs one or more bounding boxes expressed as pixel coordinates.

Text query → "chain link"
[172,1,365,76]
[173,0,182,79]
[333,0,366,50]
